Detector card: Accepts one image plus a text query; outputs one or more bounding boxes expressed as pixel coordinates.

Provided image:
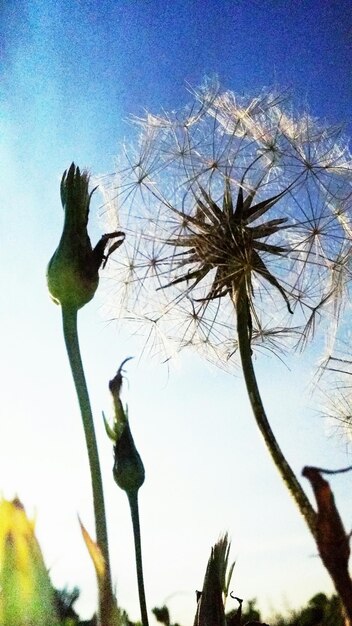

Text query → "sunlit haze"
[2,1,352,623]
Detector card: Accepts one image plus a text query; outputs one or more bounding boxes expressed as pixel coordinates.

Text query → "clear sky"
[1,1,352,623]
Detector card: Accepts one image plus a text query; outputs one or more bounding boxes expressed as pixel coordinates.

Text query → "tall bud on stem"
[47,163,124,626]
[105,360,149,626]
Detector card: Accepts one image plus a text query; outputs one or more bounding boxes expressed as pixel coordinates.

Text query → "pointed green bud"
[47,163,124,310]
[0,498,60,626]
[114,417,145,493]
[107,359,145,494]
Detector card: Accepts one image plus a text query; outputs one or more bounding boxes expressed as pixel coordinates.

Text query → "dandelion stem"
[127,490,149,626]
[61,306,113,624]
[233,285,318,538]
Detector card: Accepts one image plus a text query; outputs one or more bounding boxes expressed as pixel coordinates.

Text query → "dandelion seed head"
[100,81,352,368]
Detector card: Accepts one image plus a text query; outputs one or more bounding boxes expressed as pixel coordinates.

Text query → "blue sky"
[2,1,352,623]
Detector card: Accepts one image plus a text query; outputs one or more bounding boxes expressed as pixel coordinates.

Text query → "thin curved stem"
[233,286,317,539]
[127,490,149,626]
[61,306,113,621]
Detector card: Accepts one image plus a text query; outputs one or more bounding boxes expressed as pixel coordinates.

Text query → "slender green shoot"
[62,306,113,623]
[127,491,149,626]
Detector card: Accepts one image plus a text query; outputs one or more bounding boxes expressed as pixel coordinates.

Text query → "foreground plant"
[0,498,59,626]
[101,82,352,621]
[193,534,235,626]
[194,534,269,626]
[47,163,124,625]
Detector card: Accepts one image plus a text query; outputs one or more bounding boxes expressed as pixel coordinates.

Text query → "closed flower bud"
[47,162,124,310]
[113,418,145,493]
[104,360,145,494]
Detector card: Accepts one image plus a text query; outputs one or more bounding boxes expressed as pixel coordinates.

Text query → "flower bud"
[0,498,59,626]
[104,360,145,494]
[47,163,124,310]
[113,417,145,493]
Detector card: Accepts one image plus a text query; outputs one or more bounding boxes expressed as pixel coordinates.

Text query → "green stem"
[127,490,149,626]
[61,306,113,618]
[233,286,317,539]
